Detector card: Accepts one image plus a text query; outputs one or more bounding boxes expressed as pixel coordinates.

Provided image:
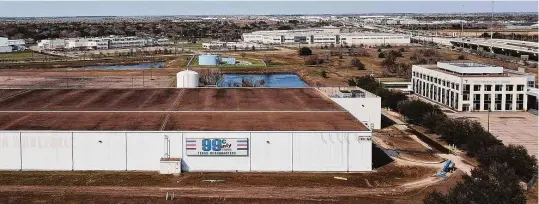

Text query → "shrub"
[319,70,328,78]
[424,162,526,204]
[351,58,366,70]
[298,47,312,56]
[478,145,538,182]
[304,55,324,65]
[378,52,385,58]
[457,54,467,60]
[399,47,406,52]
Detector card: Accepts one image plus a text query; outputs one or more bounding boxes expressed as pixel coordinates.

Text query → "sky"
[0,1,537,17]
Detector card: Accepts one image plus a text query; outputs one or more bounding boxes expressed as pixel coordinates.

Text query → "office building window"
[505,103,512,110]
[484,85,492,91]
[473,85,481,91]
[495,85,502,91]
[473,94,480,101]
[517,85,525,91]
[484,103,490,111]
[456,84,459,90]
[495,103,502,110]
[473,103,480,111]
[517,94,524,101]
[463,93,469,101]
[484,94,491,101]
[463,84,470,92]
[506,85,513,91]
[495,94,502,101]
[463,104,470,111]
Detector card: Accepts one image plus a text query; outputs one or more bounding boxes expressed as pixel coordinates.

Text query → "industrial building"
[242,28,410,46]
[0,87,375,172]
[37,36,171,50]
[197,54,236,66]
[0,37,26,53]
[412,61,535,112]
[202,41,270,50]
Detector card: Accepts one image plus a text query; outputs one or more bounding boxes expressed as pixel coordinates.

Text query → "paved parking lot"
[447,111,538,158]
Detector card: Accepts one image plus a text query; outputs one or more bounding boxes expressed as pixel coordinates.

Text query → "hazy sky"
[0,1,537,17]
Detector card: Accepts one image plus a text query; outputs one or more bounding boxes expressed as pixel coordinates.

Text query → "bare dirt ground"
[374,126,444,163]
[0,164,452,203]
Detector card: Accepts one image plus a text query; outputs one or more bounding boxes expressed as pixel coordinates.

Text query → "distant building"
[202,41,269,50]
[0,37,26,53]
[242,28,410,46]
[412,62,535,112]
[38,36,171,50]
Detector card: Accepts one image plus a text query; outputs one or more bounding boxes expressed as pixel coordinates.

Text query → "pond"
[218,73,308,87]
[85,62,165,69]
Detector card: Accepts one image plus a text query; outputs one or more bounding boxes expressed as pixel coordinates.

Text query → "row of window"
[313,38,336,40]
[466,93,524,101]
[343,37,406,40]
[464,84,525,92]
[413,72,459,90]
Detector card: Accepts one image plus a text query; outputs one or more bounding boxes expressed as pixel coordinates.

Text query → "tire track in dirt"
[0,175,449,200]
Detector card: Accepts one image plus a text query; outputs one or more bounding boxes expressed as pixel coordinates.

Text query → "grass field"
[0,51,61,61]
[0,51,34,60]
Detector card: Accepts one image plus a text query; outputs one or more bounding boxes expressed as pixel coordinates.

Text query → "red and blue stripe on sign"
[237,139,248,150]
[186,140,197,150]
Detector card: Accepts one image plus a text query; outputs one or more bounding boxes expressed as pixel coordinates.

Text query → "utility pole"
[491,1,494,40]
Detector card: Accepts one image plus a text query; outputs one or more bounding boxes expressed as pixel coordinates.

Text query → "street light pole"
[487,108,491,133]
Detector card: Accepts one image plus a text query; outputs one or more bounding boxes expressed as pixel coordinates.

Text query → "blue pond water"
[85,62,165,69]
[218,74,308,87]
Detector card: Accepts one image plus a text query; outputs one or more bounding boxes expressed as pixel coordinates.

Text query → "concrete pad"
[447,111,538,158]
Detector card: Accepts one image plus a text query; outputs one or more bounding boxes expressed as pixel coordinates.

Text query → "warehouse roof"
[0,88,368,131]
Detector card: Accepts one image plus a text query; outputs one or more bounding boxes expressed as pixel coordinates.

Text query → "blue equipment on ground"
[436,160,454,178]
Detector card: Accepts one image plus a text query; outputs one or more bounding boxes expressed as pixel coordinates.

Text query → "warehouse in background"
[0,88,376,172]
[242,28,410,46]
[0,37,26,53]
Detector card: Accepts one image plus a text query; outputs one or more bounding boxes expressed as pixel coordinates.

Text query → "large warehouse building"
[412,61,535,112]
[242,28,410,46]
[0,88,374,172]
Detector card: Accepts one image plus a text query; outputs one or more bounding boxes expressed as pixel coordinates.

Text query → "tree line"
[349,75,537,204]
[0,20,330,42]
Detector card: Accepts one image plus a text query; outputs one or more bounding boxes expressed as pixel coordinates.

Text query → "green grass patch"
[0,51,34,60]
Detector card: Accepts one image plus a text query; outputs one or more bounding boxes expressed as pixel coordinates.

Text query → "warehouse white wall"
[181,132,251,172]
[73,132,126,170]
[126,132,183,171]
[348,133,372,171]
[293,133,348,171]
[0,131,372,172]
[331,97,382,130]
[21,132,72,170]
[250,133,293,171]
[0,132,21,170]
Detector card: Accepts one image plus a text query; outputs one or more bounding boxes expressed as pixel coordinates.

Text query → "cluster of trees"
[0,20,329,42]
[378,48,412,78]
[350,58,366,70]
[349,76,537,203]
[480,32,538,43]
[347,76,407,110]
[304,55,328,66]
